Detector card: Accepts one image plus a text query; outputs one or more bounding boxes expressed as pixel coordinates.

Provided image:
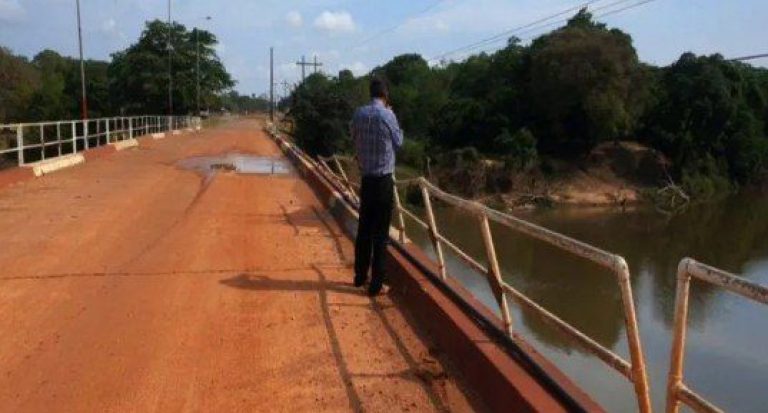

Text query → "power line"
[430,0,658,62]
[431,0,604,62]
[730,53,768,61]
[594,0,657,19]
[350,0,446,49]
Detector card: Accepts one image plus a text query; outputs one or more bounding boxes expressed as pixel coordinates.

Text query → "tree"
[290,73,359,156]
[0,47,40,123]
[108,20,234,115]
[643,53,768,186]
[373,54,449,140]
[528,9,647,157]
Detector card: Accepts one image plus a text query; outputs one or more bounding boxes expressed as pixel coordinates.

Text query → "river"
[402,193,768,412]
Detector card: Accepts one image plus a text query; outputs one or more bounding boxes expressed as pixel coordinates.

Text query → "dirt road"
[0,119,478,412]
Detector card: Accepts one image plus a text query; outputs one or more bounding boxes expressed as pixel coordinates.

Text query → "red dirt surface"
[0,119,480,412]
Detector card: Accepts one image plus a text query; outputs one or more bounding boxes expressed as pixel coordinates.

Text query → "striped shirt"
[351,99,403,177]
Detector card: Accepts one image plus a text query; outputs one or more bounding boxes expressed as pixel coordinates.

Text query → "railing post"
[615,258,652,413]
[106,118,111,143]
[332,156,351,187]
[392,176,407,244]
[84,120,89,150]
[39,124,45,160]
[71,121,76,153]
[167,116,172,132]
[128,117,133,139]
[479,214,513,335]
[57,122,62,157]
[419,178,447,279]
[665,259,692,413]
[16,126,25,166]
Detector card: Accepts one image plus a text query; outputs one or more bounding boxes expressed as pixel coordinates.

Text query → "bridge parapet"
[0,115,201,169]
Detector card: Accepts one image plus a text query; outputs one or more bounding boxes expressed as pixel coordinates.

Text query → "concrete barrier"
[171,130,182,136]
[25,154,85,177]
[151,133,165,139]
[110,139,139,151]
[265,126,603,413]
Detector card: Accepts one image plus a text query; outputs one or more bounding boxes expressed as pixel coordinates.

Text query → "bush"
[496,128,538,170]
[398,138,427,170]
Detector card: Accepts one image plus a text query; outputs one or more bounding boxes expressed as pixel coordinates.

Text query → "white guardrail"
[0,115,201,167]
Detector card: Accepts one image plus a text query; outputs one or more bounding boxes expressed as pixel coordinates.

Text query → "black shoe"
[354,274,367,288]
[368,277,384,296]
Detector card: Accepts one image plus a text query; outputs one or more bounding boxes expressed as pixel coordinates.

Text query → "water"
[176,153,292,176]
[402,193,768,412]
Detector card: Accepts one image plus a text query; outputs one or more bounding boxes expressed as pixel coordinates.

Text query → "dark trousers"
[354,174,394,283]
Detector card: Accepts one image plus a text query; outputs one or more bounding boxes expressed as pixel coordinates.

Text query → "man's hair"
[369,76,389,99]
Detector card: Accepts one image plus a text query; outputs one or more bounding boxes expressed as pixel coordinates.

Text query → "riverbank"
[429,141,671,211]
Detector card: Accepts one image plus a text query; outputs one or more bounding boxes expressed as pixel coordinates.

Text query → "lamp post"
[75,0,87,119]
[196,16,212,116]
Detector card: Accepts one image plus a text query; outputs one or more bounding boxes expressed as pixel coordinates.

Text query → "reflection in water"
[403,193,768,412]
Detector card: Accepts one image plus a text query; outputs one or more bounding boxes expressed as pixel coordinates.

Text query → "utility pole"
[269,47,274,122]
[75,0,87,119]
[167,0,173,116]
[281,80,290,98]
[296,55,322,82]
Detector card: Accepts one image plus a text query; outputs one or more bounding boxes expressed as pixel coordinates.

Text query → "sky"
[1,0,766,99]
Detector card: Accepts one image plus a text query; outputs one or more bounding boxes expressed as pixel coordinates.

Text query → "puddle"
[177,153,293,176]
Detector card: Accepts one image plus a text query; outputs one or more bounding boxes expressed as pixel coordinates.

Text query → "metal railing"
[267,121,768,413]
[0,115,201,167]
[665,258,768,413]
[308,153,652,413]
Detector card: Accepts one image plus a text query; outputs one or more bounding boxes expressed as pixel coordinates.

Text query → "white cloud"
[0,0,25,22]
[285,11,303,28]
[313,10,356,34]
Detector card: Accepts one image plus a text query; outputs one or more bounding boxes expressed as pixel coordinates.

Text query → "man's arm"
[383,110,403,150]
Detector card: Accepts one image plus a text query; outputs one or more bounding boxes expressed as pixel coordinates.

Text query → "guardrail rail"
[666,258,768,413]
[309,152,652,413]
[267,120,768,413]
[0,115,201,167]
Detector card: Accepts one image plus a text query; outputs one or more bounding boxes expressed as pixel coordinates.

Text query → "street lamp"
[75,0,87,119]
[196,16,212,116]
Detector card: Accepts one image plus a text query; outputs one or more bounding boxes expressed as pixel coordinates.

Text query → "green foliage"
[218,91,270,113]
[286,9,768,195]
[398,139,427,170]
[0,47,40,123]
[290,73,365,157]
[0,48,110,122]
[1,20,234,123]
[528,9,646,157]
[109,20,234,115]
[643,53,768,185]
[496,128,538,170]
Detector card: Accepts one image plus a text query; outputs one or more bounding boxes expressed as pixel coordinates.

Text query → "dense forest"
[288,10,768,201]
[0,20,267,123]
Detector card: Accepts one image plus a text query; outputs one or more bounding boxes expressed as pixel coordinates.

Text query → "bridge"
[0,116,766,412]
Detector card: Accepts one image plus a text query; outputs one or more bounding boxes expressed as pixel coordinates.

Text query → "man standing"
[350,77,403,296]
